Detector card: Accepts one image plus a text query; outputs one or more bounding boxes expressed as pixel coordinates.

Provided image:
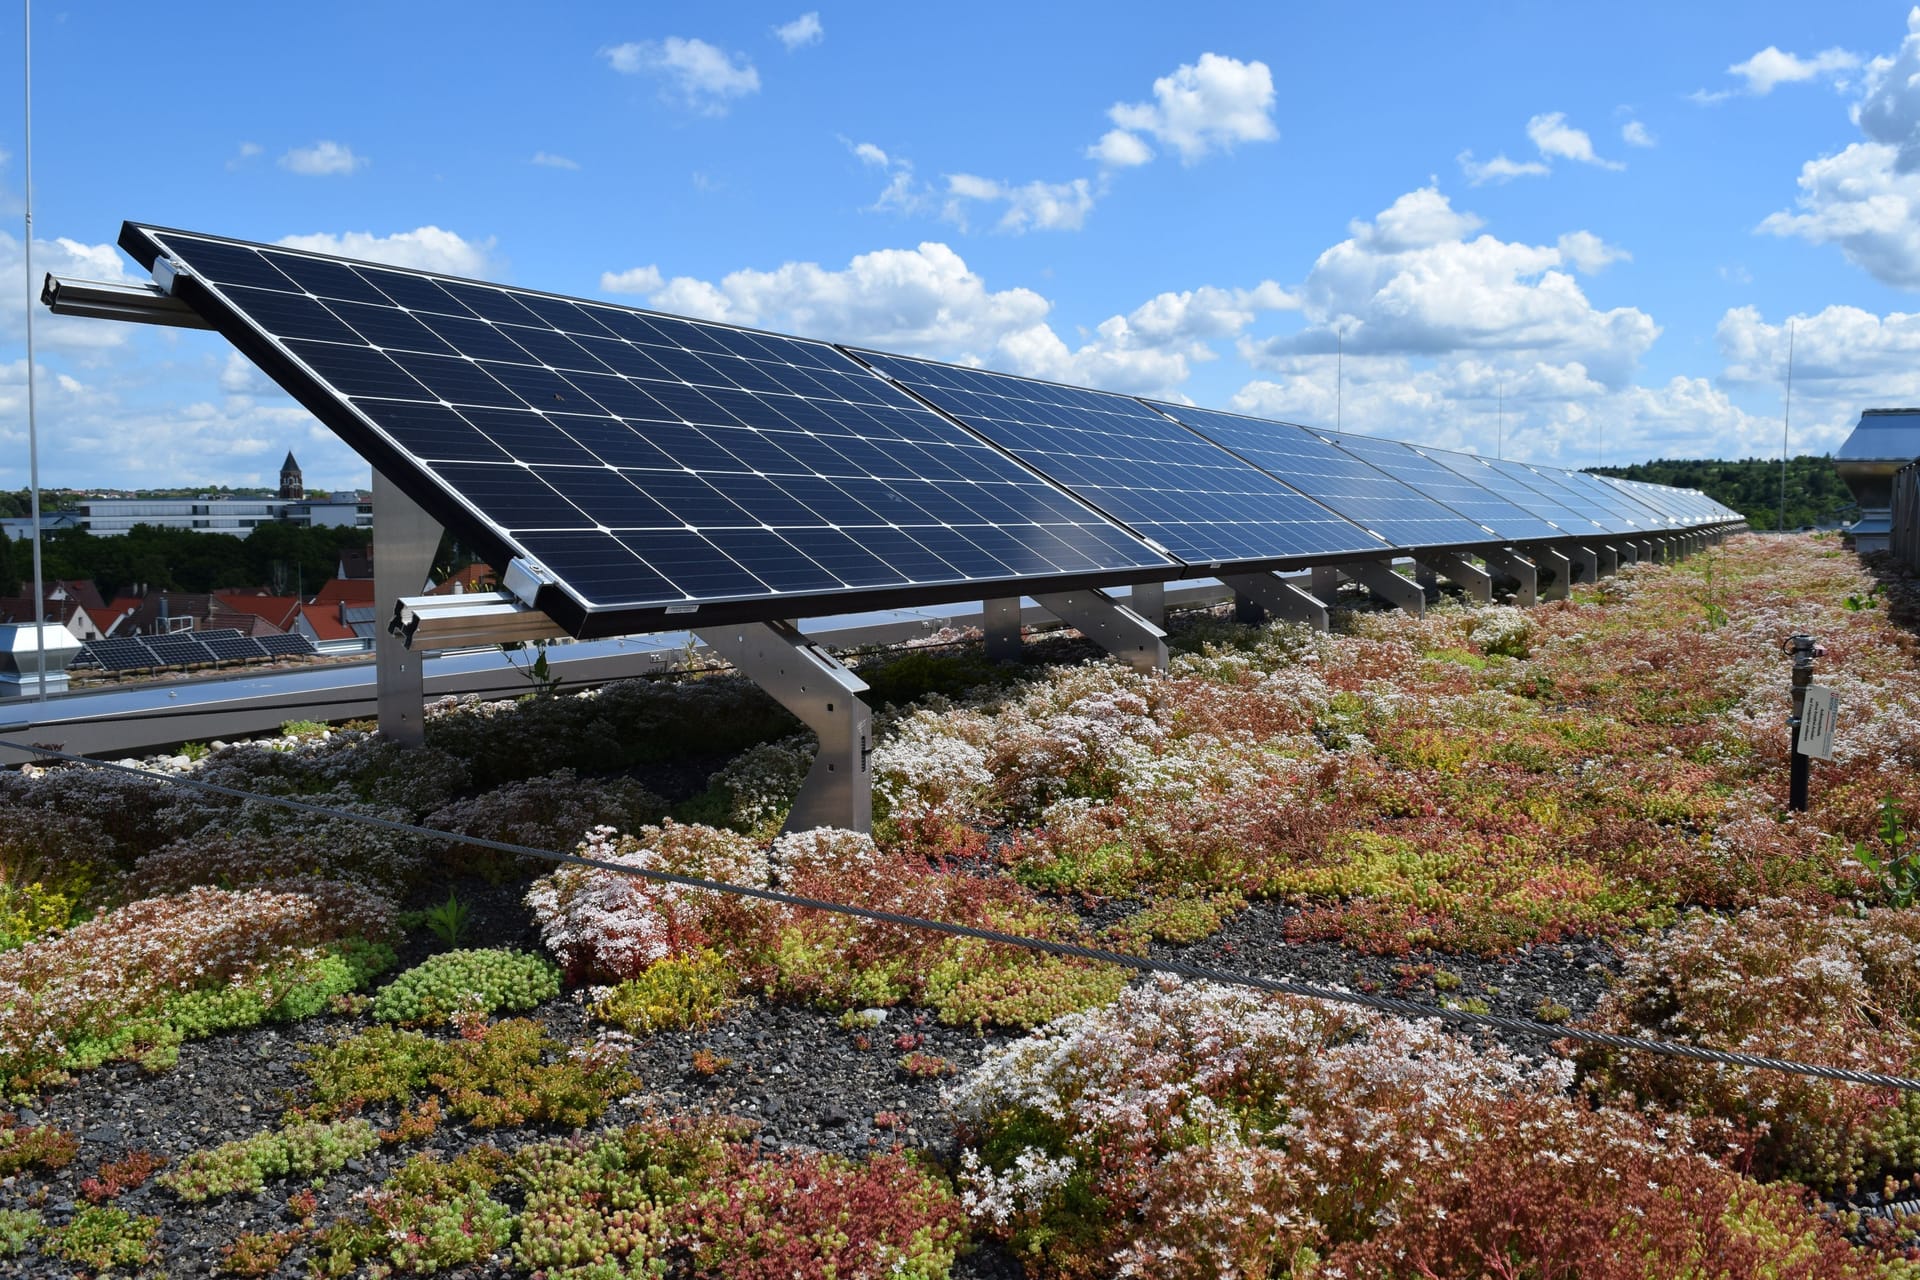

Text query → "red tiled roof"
[312,578,376,609]
[298,604,355,642]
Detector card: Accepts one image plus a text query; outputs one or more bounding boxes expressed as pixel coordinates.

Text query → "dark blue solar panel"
[1147,404,1501,549]
[136,229,1173,623]
[144,633,217,666]
[1318,431,1565,542]
[1497,461,1643,534]
[1423,449,1598,534]
[854,352,1387,564]
[1556,469,1672,530]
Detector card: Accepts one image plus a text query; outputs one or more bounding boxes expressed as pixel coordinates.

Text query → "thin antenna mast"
[1780,319,1795,535]
[1335,325,1342,432]
[22,0,48,703]
[1496,375,1504,460]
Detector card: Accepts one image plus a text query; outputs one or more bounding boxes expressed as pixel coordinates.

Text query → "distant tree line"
[0,522,372,601]
[1590,456,1854,531]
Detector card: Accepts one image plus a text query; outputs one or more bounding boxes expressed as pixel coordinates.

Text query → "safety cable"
[7,737,1920,1094]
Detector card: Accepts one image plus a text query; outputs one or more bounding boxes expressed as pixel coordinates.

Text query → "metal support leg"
[1481,547,1538,606]
[1032,588,1168,673]
[1596,544,1618,577]
[1310,564,1342,607]
[1220,571,1329,631]
[983,597,1022,663]
[699,620,872,835]
[1566,545,1599,585]
[1412,551,1493,604]
[1233,592,1265,624]
[1529,546,1572,601]
[1342,560,1424,617]
[1128,581,1166,628]
[1635,540,1655,564]
[374,470,442,747]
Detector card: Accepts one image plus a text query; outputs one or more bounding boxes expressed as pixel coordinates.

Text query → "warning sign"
[1799,685,1839,761]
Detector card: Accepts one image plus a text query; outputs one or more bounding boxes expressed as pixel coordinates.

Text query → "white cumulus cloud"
[532,151,580,170]
[1244,187,1655,388]
[278,141,366,177]
[772,12,822,50]
[942,174,1098,233]
[604,37,761,115]
[1096,53,1278,166]
[1621,119,1655,147]
[600,265,665,295]
[1457,150,1550,185]
[274,227,498,277]
[1729,45,1861,95]
[1525,112,1624,170]
[1761,10,1920,287]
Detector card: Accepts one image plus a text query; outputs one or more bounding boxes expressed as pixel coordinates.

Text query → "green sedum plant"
[159,1117,381,1201]
[371,948,560,1025]
[591,950,740,1034]
[44,1204,160,1269]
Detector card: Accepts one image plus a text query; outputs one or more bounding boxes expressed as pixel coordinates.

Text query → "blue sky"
[5,2,1920,492]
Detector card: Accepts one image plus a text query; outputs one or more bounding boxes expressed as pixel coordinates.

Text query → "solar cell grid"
[87,638,159,671]
[855,351,1389,565]
[144,633,217,666]
[1147,404,1503,549]
[1557,469,1671,529]
[1425,451,1602,535]
[1492,460,1637,534]
[1323,432,1566,543]
[257,633,319,656]
[131,227,1174,631]
[198,629,271,661]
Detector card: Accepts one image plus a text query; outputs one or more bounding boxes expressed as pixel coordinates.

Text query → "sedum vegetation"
[0,534,1917,1274]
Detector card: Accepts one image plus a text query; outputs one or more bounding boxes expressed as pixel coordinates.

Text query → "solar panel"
[853,352,1389,566]
[1496,461,1640,534]
[1558,469,1673,529]
[1146,405,1504,549]
[144,632,218,667]
[257,633,319,657]
[1319,432,1566,543]
[1423,451,1602,535]
[86,637,160,671]
[122,226,1175,635]
[198,629,271,661]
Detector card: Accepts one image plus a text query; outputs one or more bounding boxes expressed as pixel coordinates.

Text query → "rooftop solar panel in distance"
[125,226,1174,635]
[1558,469,1672,529]
[1146,405,1502,549]
[257,633,319,657]
[198,629,271,661]
[87,638,159,671]
[144,633,217,667]
[1320,431,1566,543]
[854,352,1388,566]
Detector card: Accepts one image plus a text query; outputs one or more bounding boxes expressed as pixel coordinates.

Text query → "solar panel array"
[1146,404,1502,550]
[118,223,1743,640]
[77,628,314,673]
[128,228,1172,637]
[857,352,1390,564]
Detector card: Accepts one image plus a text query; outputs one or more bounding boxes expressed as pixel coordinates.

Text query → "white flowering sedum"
[526,823,768,982]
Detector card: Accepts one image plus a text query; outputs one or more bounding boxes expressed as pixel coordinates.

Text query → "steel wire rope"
[6,737,1920,1093]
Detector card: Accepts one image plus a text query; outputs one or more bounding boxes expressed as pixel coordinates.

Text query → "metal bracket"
[698,620,874,835]
[1595,543,1619,577]
[1340,560,1425,617]
[374,470,444,747]
[1220,571,1329,631]
[1480,547,1538,606]
[1128,581,1166,628]
[1031,588,1168,673]
[1411,551,1493,604]
[983,597,1022,663]
[1565,545,1599,585]
[1527,545,1572,600]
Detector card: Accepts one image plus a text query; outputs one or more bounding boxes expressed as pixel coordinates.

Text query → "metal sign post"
[1785,634,1823,811]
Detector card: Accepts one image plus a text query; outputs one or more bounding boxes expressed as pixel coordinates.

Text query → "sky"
[5,2,1920,493]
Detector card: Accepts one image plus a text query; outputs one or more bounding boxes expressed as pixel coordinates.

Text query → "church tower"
[278,451,304,501]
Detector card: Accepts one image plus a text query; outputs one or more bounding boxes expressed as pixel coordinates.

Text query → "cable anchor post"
[1785,633,1821,812]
